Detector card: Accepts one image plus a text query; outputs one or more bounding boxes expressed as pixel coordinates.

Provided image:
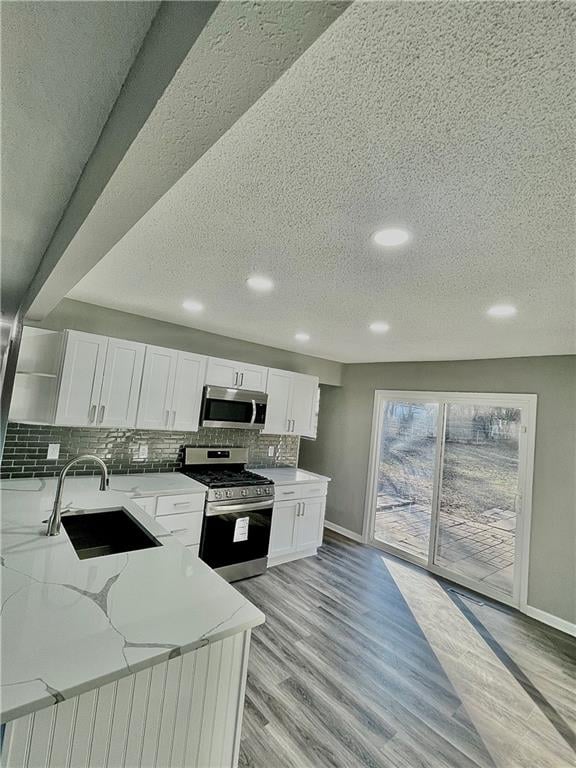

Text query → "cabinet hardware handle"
[233,371,238,386]
[173,501,192,508]
[240,372,244,387]
[282,491,296,495]
[89,404,97,423]
[98,405,105,423]
[172,410,177,428]
[165,409,170,426]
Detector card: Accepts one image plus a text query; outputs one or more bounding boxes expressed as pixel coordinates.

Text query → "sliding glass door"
[367,392,536,607]
[433,403,521,596]
[374,400,439,561]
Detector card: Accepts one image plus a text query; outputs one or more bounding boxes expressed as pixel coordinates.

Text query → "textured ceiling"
[23,0,347,321]
[0,1,158,316]
[70,1,576,363]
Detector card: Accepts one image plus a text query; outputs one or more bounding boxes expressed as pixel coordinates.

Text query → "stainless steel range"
[180,447,274,582]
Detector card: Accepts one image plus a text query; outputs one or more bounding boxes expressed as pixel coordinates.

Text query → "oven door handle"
[205,499,273,516]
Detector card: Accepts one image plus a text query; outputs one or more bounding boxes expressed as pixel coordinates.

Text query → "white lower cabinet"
[157,511,203,546]
[268,486,327,566]
[132,492,205,550]
[3,631,252,768]
[295,497,325,551]
[132,496,156,516]
[269,500,300,561]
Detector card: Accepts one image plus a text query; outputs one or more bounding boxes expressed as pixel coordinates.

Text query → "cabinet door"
[269,500,299,559]
[97,338,145,428]
[136,346,178,430]
[296,497,325,551]
[290,374,319,437]
[263,369,293,434]
[171,352,207,431]
[133,497,156,516]
[237,363,268,391]
[54,331,108,426]
[205,358,238,387]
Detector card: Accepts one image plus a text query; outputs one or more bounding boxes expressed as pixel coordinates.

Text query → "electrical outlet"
[138,444,148,460]
[47,444,60,460]
[268,446,275,457]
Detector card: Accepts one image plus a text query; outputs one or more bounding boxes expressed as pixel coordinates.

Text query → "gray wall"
[300,356,576,623]
[31,299,343,386]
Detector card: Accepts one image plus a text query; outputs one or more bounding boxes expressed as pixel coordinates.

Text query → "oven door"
[199,498,272,579]
[201,386,267,430]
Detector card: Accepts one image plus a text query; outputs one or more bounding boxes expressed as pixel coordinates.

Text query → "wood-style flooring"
[235,531,576,768]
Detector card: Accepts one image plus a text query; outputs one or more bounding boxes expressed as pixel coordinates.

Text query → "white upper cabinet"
[205,357,268,391]
[205,358,237,388]
[55,332,144,428]
[171,351,207,431]
[54,331,108,427]
[291,373,319,438]
[263,369,319,437]
[238,363,268,391]
[136,346,178,430]
[263,369,293,434]
[97,338,145,428]
[137,347,207,432]
[12,327,320,436]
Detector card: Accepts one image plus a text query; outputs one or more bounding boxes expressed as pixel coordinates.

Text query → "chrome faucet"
[46,455,109,536]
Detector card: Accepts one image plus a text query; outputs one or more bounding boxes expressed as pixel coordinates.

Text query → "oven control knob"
[241,489,248,497]
[256,488,262,495]
[265,487,271,495]
[214,491,222,499]
[225,490,233,498]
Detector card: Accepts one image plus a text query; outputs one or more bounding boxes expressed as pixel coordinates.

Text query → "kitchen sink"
[62,507,161,560]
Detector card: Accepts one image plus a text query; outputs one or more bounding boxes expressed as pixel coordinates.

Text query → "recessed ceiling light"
[182,300,204,313]
[487,304,517,318]
[373,228,410,247]
[294,332,310,342]
[369,321,390,334]
[246,274,274,292]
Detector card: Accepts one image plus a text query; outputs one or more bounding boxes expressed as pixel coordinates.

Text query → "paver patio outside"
[374,494,516,595]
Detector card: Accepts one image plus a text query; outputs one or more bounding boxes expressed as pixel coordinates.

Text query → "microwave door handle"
[250,399,257,424]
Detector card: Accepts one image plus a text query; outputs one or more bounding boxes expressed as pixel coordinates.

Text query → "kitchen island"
[0,477,264,768]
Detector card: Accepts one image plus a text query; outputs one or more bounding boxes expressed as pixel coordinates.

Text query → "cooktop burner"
[181,465,273,489]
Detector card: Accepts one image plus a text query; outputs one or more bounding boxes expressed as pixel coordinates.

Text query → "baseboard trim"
[523,605,576,637]
[269,548,317,567]
[323,521,364,543]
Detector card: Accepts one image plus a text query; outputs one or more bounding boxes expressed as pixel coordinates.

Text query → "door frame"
[362,390,537,611]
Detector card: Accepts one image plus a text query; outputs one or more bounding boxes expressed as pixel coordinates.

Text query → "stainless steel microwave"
[200,386,268,430]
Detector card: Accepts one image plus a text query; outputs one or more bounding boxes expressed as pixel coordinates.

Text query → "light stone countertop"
[250,467,331,485]
[78,471,206,497]
[0,477,264,724]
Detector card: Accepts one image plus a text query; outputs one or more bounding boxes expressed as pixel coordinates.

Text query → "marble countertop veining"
[251,467,331,485]
[61,471,206,497]
[0,478,264,724]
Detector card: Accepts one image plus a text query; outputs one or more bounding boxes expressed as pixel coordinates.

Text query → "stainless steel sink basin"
[62,507,161,560]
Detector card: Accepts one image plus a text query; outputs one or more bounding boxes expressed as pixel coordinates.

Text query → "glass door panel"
[433,404,521,596]
[373,400,440,560]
